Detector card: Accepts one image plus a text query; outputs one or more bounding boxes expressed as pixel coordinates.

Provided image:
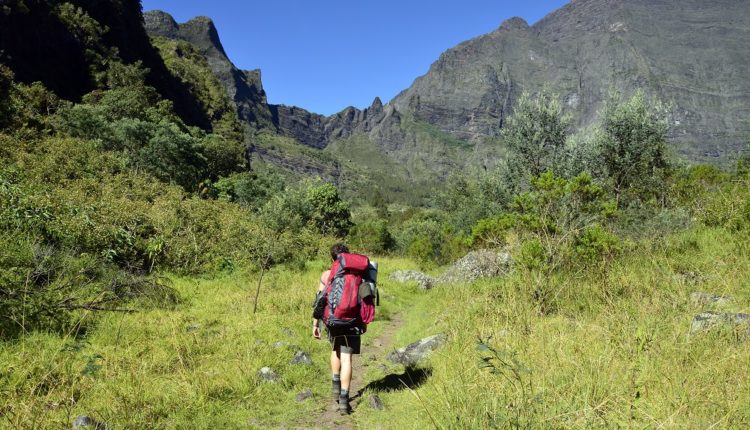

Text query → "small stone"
[296,388,313,402]
[272,341,289,349]
[387,334,447,366]
[186,323,200,333]
[282,328,295,337]
[290,351,312,365]
[73,415,106,429]
[258,367,279,382]
[369,394,385,410]
[690,292,731,306]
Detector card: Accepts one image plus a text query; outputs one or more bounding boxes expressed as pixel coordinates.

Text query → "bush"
[594,90,670,207]
[572,225,621,267]
[501,90,570,190]
[468,214,515,248]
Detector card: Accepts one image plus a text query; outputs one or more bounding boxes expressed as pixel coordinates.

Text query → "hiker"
[312,243,377,414]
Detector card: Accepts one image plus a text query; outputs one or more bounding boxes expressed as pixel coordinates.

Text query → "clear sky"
[141,0,569,116]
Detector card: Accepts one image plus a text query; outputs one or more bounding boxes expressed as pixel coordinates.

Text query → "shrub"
[594,90,670,207]
[502,90,570,190]
[572,225,621,267]
[468,214,515,248]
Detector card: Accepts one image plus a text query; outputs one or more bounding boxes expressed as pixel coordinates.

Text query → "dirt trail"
[294,314,404,430]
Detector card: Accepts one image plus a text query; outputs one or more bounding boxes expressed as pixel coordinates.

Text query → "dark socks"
[332,374,341,397]
[338,389,351,414]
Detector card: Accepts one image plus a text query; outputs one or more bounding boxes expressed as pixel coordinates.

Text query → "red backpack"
[323,253,375,329]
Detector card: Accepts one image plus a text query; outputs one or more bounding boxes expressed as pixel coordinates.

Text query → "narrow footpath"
[295,314,404,430]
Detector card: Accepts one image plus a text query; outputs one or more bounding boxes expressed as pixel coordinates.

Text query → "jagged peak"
[370,96,383,110]
[143,10,178,37]
[498,16,529,32]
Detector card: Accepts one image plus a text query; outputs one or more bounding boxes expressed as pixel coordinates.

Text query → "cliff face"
[141,0,749,190]
[392,0,750,160]
[143,10,275,129]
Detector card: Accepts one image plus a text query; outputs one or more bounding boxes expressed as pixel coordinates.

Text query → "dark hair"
[330,243,349,261]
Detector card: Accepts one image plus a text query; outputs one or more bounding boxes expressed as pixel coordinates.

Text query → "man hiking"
[312,243,376,414]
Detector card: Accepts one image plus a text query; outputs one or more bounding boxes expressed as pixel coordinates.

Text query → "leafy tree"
[502,90,570,189]
[305,181,352,237]
[212,171,284,210]
[437,171,512,233]
[595,90,670,207]
[260,180,352,237]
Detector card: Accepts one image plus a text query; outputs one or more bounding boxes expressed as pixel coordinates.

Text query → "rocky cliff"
[392,0,750,161]
[143,0,750,191]
[143,10,275,129]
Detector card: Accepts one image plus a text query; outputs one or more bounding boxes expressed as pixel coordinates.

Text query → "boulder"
[258,367,279,382]
[437,250,511,284]
[690,312,750,339]
[387,334,447,366]
[389,270,435,290]
[690,292,731,306]
[290,351,313,365]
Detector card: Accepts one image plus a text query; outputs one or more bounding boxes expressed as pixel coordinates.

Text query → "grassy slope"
[2,227,750,429]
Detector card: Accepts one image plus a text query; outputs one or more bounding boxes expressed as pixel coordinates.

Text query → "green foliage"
[212,171,284,210]
[260,179,352,237]
[595,90,670,207]
[572,225,622,267]
[54,61,245,189]
[305,181,353,237]
[468,214,515,248]
[513,171,616,236]
[151,36,244,143]
[348,215,395,255]
[502,90,569,189]
[437,171,512,233]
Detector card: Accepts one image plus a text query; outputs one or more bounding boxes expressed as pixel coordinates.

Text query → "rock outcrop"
[437,250,512,284]
[690,312,750,339]
[389,270,435,290]
[387,333,447,366]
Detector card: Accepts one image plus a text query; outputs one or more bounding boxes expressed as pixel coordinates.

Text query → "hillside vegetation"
[2,2,750,429]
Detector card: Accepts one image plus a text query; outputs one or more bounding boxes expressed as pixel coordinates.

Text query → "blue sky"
[141,0,569,116]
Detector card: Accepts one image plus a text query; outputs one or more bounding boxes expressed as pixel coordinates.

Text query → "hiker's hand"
[312,325,321,339]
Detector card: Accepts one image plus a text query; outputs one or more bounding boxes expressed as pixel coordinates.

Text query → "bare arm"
[312,270,331,338]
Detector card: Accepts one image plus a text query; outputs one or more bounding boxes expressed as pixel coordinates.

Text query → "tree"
[502,90,570,189]
[595,90,670,207]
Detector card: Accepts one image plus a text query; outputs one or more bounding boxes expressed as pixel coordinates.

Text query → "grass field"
[2,227,750,429]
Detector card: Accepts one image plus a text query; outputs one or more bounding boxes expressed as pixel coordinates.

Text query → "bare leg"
[331,350,341,374]
[340,352,352,391]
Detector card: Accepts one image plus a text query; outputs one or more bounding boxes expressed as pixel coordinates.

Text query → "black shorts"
[327,326,362,355]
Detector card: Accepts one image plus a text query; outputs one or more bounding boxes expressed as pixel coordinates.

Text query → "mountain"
[0,0,211,128]
[392,0,750,161]
[144,0,749,191]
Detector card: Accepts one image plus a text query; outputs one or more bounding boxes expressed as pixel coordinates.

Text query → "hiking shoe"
[332,380,341,399]
[338,396,351,415]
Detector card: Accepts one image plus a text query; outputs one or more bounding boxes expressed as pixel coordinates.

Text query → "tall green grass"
[3,229,750,429]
